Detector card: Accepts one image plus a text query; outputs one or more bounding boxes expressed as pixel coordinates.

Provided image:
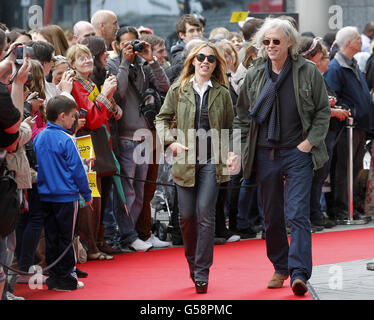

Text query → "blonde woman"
[156,42,234,294]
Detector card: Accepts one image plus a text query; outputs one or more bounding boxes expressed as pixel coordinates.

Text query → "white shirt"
[190,77,213,101]
[361,33,372,53]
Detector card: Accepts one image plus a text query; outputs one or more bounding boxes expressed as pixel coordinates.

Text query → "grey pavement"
[309,220,374,300]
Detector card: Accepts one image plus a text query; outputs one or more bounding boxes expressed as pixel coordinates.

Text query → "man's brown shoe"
[267,273,289,289]
[291,279,308,296]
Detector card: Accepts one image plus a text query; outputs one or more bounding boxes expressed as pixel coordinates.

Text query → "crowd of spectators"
[1,8,374,298]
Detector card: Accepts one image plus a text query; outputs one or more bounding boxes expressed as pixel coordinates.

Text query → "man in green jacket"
[227,18,330,296]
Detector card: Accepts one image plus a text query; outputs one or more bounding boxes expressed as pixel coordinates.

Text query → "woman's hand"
[169,142,189,157]
[113,105,123,120]
[58,71,74,94]
[227,152,241,174]
[77,118,86,131]
[26,92,44,113]
[13,57,31,85]
[24,116,36,129]
[101,75,117,100]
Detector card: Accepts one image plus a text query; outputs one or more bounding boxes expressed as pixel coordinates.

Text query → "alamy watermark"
[28,5,43,30]
[131,128,242,169]
[328,265,343,290]
[328,5,343,31]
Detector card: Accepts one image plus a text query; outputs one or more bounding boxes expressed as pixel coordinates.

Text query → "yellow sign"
[76,135,95,160]
[87,172,101,198]
[230,11,249,23]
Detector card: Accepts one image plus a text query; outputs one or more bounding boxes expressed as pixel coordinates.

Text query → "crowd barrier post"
[337,117,369,225]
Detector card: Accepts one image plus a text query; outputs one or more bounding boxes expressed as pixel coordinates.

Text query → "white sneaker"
[6,292,25,300]
[16,274,47,284]
[226,234,241,243]
[146,234,170,248]
[77,281,84,289]
[129,238,153,252]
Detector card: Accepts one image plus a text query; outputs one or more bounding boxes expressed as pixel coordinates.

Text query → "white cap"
[238,17,255,30]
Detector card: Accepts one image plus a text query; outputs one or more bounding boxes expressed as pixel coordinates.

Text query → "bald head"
[73,21,96,44]
[364,22,374,39]
[91,10,119,46]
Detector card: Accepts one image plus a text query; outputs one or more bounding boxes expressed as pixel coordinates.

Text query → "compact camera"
[15,45,34,65]
[131,40,145,53]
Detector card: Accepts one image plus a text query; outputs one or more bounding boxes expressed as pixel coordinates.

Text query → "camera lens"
[131,40,145,53]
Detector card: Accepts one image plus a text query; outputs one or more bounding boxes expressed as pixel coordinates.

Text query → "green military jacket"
[234,55,331,179]
[156,79,235,187]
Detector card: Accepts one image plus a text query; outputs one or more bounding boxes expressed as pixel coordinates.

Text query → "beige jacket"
[6,122,33,190]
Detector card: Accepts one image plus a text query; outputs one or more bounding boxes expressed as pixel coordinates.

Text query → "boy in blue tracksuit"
[34,95,92,291]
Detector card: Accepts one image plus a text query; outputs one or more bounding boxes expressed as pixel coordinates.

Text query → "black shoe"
[76,268,88,278]
[291,279,308,296]
[236,227,257,239]
[312,218,336,228]
[195,281,208,294]
[46,277,59,290]
[214,237,227,245]
[311,224,324,233]
[335,209,371,222]
[353,213,372,221]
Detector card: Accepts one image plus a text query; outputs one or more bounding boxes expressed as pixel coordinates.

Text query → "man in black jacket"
[166,14,203,84]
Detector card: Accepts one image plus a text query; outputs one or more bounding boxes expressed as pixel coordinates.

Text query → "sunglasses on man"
[196,54,217,63]
[262,39,281,46]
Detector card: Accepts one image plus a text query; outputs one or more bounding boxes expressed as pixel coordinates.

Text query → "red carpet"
[14,228,374,300]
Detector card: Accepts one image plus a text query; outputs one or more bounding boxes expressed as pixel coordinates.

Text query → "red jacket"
[72,80,112,131]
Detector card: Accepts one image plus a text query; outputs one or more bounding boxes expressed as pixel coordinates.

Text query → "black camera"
[15,45,34,65]
[131,40,145,53]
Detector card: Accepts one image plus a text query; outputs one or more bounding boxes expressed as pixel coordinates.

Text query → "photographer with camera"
[107,26,170,252]
[0,28,33,300]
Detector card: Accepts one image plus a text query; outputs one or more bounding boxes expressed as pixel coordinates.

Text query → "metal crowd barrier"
[337,117,370,225]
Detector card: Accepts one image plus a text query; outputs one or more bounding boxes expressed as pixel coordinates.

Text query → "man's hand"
[332,108,351,121]
[297,139,313,153]
[121,41,136,62]
[136,42,154,62]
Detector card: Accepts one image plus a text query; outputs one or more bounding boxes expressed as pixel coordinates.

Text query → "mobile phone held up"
[79,108,88,119]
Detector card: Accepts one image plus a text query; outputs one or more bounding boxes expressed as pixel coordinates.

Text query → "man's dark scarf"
[249,56,292,143]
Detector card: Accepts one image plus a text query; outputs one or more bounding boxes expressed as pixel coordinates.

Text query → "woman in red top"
[66,43,122,261]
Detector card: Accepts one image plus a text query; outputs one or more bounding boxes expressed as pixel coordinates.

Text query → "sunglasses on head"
[262,39,281,46]
[196,54,217,63]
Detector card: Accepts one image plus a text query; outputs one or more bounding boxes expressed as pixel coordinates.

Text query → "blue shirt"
[34,122,92,203]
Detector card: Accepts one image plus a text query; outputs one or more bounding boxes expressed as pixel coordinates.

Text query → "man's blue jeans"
[237,175,264,230]
[118,139,149,245]
[256,147,313,283]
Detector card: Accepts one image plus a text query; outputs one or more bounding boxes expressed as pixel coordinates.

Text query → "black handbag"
[78,126,117,177]
[0,156,20,238]
[128,77,162,130]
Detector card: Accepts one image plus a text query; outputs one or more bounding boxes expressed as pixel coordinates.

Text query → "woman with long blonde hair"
[156,42,234,294]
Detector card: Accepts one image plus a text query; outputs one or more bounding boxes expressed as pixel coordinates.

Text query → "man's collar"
[336,51,357,69]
